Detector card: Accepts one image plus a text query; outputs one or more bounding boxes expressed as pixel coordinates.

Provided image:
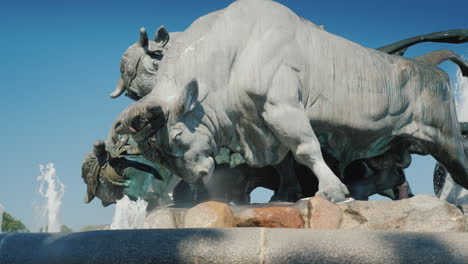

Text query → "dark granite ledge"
[0,229,467,264]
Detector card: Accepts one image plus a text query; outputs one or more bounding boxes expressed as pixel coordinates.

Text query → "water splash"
[0,203,4,233]
[110,195,147,230]
[455,68,468,121]
[36,163,65,232]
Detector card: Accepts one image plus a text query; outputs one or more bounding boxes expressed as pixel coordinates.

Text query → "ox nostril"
[198,170,209,178]
[114,121,122,129]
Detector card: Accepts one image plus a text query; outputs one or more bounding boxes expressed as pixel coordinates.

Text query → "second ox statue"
[112,0,468,202]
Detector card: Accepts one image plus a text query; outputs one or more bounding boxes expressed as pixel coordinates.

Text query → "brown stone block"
[236,206,304,228]
[184,201,236,228]
[308,195,343,229]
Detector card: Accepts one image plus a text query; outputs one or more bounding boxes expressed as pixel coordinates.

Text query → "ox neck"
[198,104,222,153]
[200,104,241,156]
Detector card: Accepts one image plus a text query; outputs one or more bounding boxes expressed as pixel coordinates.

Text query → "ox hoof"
[316,183,350,203]
[269,192,303,203]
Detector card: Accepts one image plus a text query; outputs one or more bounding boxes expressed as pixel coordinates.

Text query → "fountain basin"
[1,229,467,264]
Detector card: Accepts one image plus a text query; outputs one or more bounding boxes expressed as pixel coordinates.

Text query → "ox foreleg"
[261,65,349,202]
[262,103,350,202]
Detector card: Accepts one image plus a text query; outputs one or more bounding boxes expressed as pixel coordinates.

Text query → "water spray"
[110,195,147,230]
[37,163,65,232]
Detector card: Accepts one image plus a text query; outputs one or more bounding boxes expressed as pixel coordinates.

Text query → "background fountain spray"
[36,163,65,232]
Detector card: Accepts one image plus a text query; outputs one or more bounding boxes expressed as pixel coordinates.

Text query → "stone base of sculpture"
[2,195,467,264]
[93,194,467,231]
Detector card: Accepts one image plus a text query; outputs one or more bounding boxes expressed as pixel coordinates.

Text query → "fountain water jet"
[110,195,147,230]
[36,163,65,232]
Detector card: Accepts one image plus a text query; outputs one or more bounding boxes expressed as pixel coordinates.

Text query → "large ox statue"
[112,0,468,202]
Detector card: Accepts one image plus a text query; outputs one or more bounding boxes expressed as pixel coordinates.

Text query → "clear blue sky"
[0,0,467,231]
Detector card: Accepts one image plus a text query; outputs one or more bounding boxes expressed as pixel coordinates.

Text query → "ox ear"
[154,26,170,47]
[146,100,167,121]
[172,79,199,120]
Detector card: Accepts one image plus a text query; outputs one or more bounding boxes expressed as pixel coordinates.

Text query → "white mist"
[36,163,65,232]
[110,195,147,230]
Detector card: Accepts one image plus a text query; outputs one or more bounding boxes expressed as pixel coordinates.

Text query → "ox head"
[81,141,125,207]
[114,80,217,184]
[81,139,174,208]
[110,26,171,100]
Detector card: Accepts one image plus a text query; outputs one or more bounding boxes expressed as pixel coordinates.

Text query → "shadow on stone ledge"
[377,232,466,264]
[0,229,240,264]
[263,229,468,264]
[1,229,467,264]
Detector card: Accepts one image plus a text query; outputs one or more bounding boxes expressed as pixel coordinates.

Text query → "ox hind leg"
[271,152,303,202]
[409,124,468,189]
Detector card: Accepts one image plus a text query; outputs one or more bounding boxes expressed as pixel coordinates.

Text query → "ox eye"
[171,130,182,144]
[174,133,182,144]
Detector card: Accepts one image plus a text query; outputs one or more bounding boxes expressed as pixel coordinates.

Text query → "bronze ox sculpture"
[83,0,468,207]
[112,0,468,203]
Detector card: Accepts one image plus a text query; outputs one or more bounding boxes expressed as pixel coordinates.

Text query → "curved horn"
[138,27,149,47]
[84,190,96,204]
[93,140,106,156]
[377,29,468,56]
[110,79,126,98]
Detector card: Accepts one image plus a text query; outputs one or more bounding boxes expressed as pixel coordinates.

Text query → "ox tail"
[377,29,468,56]
[413,50,468,77]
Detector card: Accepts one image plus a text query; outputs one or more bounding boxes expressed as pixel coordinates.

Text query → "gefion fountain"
[1,1,468,263]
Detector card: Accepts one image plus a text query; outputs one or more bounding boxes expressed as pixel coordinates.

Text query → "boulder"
[236,206,304,228]
[137,194,465,231]
[291,199,310,228]
[184,201,236,228]
[308,196,343,229]
[338,194,466,232]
